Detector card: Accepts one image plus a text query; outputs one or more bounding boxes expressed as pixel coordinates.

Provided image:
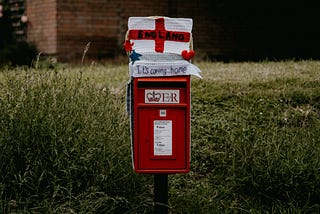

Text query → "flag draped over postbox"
[124,17,202,78]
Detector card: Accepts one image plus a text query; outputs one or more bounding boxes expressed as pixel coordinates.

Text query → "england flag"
[128,17,193,54]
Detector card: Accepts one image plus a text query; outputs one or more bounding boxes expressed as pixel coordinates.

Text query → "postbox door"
[137,107,188,171]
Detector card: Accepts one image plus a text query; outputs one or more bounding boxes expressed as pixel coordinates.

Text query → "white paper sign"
[154,120,172,156]
[129,60,202,78]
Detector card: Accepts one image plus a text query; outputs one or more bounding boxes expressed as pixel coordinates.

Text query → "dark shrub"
[0,41,38,66]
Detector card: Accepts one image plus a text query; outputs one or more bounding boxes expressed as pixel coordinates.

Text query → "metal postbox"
[132,76,190,173]
[125,16,201,174]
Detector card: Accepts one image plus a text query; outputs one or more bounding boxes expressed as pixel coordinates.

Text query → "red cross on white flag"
[128,17,193,54]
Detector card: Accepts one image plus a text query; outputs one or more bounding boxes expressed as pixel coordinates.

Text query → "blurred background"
[1,0,319,64]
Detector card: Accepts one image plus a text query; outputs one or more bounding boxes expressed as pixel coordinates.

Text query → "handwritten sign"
[129,60,202,78]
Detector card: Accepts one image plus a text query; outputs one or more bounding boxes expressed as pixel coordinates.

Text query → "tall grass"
[171,60,320,213]
[0,66,153,213]
[0,60,320,213]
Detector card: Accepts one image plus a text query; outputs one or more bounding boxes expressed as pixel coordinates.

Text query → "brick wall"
[26,0,57,54]
[25,0,320,61]
[25,0,253,61]
[55,0,172,61]
[56,0,120,61]
[25,0,247,61]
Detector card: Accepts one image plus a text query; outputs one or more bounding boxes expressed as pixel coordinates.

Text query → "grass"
[0,60,320,213]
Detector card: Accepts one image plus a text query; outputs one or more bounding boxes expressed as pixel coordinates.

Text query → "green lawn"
[1,60,320,213]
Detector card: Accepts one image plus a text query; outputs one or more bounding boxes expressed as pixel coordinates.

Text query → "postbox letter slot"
[138,81,186,88]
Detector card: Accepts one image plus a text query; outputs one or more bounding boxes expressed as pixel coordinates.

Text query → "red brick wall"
[26,0,57,54]
[55,0,171,61]
[25,0,252,61]
[24,0,320,61]
[56,0,122,61]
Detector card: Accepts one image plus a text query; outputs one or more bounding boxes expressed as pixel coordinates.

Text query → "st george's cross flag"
[128,17,193,54]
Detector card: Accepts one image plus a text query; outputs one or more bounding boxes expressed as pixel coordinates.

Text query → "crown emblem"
[146,91,161,102]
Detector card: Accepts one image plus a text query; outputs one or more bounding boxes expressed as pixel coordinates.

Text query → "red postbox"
[125,17,200,174]
[132,76,191,173]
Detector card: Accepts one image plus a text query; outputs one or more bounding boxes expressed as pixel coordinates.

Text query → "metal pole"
[154,174,168,214]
